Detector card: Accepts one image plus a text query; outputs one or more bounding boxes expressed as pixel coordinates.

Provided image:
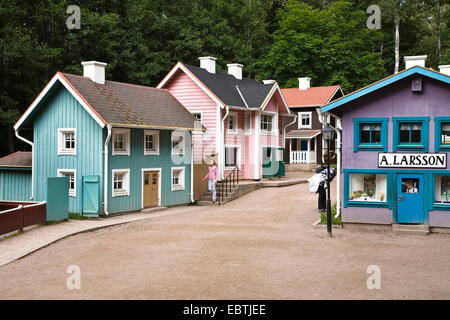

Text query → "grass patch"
[319,204,342,225]
[0,230,23,240]
[69,212,88,220]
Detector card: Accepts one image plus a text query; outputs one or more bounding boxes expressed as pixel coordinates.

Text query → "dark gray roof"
[0,151,32,167]
[61,73,202,130]
[184,64,274,108]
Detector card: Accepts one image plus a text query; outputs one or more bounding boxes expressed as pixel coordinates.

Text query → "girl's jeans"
[208,178,216,201]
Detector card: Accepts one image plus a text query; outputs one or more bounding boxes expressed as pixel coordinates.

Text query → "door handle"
[399,195,405,201]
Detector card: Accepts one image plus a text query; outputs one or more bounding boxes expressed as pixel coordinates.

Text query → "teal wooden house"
[12,61,203,216]
[0,151,32,201]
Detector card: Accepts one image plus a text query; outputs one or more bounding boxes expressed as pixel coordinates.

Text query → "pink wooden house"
[157,57,292,180]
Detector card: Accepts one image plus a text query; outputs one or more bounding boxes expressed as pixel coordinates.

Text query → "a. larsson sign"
[378,153,447,169]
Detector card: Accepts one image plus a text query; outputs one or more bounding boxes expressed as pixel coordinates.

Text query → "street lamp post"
[321,125,336,237]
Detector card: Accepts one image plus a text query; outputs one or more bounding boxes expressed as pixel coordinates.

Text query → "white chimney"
[438,65,450,76]
[298,77,311,90]
[199,56,217,74]
[227,63,243,80]
[263,80,276,85]
[81,61,107,84]
[404,55,427,69]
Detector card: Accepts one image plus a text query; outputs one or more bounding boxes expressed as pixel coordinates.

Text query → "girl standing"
[203,160,218,203]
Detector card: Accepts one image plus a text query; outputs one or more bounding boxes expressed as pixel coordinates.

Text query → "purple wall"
[339,75,450,226]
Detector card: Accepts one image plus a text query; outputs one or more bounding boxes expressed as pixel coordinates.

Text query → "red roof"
[0,151,32,167]
[282,85,341,107]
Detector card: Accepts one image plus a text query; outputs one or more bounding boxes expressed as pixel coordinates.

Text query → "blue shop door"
[397,174,424,224]
[82,175,100,217]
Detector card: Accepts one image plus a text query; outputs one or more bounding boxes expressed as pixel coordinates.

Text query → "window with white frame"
[144,130,159,155]
[171,131,185,155]
[349,173,387,203]
[260,114,273,133]
[244,112,251,134]
[298,112,312,129]
[228,112,238,133]
[58,129,77,155]
[57,169,76,197]
[225,146,240,168]
[191,112,202,123]
[112,129,130,155]
[112,169,130,197]
[171,167,185,191]
[435,175,450,204]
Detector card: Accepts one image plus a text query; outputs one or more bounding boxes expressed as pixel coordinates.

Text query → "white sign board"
[378,153,447,169]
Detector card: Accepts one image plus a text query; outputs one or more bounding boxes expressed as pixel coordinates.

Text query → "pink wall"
[165,71,217,163]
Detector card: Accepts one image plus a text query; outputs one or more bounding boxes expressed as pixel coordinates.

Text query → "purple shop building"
[321,56,450,232]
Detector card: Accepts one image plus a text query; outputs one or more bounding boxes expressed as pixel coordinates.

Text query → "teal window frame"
[432,172,450,211]
[434,117,450,152]
[392,117,429,152]
[343,169,393,208]
[353,118,388,152]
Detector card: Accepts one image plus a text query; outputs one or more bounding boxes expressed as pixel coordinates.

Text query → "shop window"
[261,114,273,133]
[401,178,419,193]
[144,130,159,155]
[225,146,239,168]
[112,169,130,197]
[171,131,185,155]
[393,117,429,152]
[348,173,387,203]
[434,117,450,152]
[298,112,312,129]
[112,129,130,155]
[353,118,388,152]
[434,175,450,206]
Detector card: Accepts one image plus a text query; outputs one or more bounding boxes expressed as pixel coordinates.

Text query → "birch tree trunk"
[394,21,400,73]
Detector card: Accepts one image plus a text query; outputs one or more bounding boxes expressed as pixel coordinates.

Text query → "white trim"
[156,63,225,108]
[171,130,186,155]
[14,73,105,130]
[141,168,162,208]
[260,84,291,115]
[171,167,186,191]
[57,169,77,197]
[144,130,160,155]
[112,128,130,156]
[112,168,130,197]
[260,112,275,135]
[244,112,252,135]
[227,111,238,134]
[224,144,241,170]
[298,112,313,129]
[236,86,249,108]
[57,128,77,156]
[254,110,261,179]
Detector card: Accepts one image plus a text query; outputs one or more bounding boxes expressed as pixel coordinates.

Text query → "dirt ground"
[0,180,449,300]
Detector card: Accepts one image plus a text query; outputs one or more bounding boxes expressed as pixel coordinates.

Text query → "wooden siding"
[165,71,217,162]
[107,129,191,213]
[33,83,104,214]
[0,170,32,201]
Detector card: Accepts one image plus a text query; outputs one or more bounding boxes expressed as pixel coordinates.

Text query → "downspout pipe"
[283,114,297,149]
[15,129,34,200]
[316,108,341,219]
[103,124,112,215]
[221,106,230,180]
[191,129,208,203]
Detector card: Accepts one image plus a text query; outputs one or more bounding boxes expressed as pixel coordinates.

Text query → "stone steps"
[392,224,430,235]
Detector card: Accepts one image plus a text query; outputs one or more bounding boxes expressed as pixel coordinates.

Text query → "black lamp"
[321,125,336,237]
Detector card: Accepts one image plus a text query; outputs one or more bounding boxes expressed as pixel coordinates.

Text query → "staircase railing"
[218,166,239,204]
